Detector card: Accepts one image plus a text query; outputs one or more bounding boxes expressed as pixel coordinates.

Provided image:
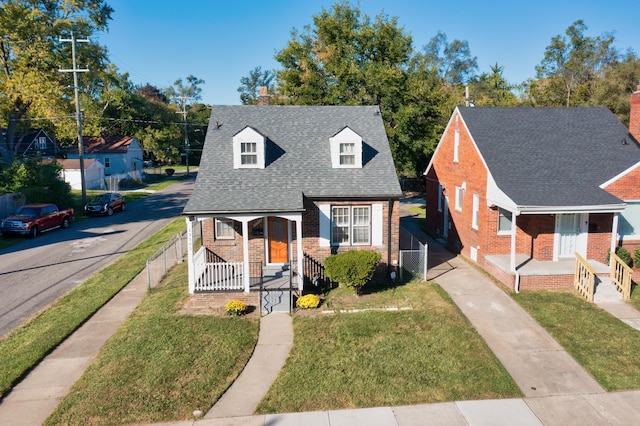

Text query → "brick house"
[183,105,402,296]
[424,88,640,291]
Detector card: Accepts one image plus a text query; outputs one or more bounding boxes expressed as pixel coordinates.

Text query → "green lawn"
[45,263,258,426]
[0,218,186,398]
[256,281,521,413]
[514,291,640,391]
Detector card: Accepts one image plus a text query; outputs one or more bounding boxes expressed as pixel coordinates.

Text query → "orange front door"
[268,217,289,263]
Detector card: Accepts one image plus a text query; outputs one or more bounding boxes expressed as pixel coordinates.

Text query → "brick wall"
[200,196,400,284]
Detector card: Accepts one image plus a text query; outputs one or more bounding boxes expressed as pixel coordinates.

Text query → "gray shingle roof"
[458,106,640,208]
[184,105,401,214]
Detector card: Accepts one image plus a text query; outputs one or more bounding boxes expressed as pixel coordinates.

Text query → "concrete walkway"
[205,312,293,419]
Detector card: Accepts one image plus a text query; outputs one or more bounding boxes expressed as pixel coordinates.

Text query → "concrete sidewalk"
[0,270,149,425]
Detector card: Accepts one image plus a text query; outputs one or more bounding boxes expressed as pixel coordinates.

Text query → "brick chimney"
[630,84,640,141]
[257,86,270,106]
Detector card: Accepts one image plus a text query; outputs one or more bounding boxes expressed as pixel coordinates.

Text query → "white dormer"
[233,126,266,169]
[330,126,362,168]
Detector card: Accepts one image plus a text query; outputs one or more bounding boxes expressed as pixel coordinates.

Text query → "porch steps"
[261,289,290,314]
[263,264,290,278]
[594,276,623,304]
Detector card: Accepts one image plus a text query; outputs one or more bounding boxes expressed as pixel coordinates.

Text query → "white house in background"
[56,158,105,190]
[66,135,143,181]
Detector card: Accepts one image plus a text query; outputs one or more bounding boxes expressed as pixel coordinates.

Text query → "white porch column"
[242,220,250,293]
[611,213,619,260]
[509,213,517,272]
[186,216,195,294]
[296,218,303,291]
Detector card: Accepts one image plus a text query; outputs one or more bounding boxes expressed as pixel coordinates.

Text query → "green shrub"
[296,294,321,309]
[224,299,248,316]
[608,247,632,267]
[324,250,381,295]
[635,248,640,269]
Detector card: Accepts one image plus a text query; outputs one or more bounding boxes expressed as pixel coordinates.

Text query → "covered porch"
[185,213,305,293]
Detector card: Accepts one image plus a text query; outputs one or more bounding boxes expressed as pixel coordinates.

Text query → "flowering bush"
[296,294,321,309]
[224,299,248,316]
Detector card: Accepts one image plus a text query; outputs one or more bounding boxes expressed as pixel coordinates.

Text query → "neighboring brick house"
[183,105,402,294]
[424,88,640,291]
[66,135,143,181]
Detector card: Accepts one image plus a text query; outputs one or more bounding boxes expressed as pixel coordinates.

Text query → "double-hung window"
[240,142,257,165]
[215,218,234,239]
[38,137,47,149]
[472,194,479,230]
[331,205,371,245]
[339,142,355,165]
[455,186,464,212]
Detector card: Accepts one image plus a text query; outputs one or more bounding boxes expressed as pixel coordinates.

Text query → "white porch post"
[296,218,303,291]
[611,213,619,260]
[186,216,195,294]
[509,213,517,272]
[242,220,250,293]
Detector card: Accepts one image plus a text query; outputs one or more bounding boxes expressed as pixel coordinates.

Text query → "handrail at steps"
[610,252,633,301]
[574,253,596,302]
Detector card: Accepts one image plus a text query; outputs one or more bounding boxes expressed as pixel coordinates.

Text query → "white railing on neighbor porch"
[193,246,243,291]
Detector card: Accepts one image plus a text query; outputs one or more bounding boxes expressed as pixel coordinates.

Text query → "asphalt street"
[0,177,194,338]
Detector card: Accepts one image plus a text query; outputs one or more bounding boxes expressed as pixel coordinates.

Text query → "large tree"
[422,31,478,86]
[527,20,619,107]
[274,1,445,176]
[0,0,113,163]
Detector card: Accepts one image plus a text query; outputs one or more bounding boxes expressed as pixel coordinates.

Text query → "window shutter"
[319,203,331,247]
[371,203,383,246]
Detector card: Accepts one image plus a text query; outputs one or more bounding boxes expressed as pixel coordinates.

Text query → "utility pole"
[176,96,191,176]
[59,31,89,205]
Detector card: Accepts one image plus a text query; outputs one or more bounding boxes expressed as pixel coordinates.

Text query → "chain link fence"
[146,220,202,289]
[399,225,428,281]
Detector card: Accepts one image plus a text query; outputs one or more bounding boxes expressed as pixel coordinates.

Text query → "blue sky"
[95,0,640,105]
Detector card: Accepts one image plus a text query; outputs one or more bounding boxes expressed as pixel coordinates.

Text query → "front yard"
[45,268,521,425]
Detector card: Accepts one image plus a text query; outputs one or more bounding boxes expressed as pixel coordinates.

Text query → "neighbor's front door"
[556,213,587,259]
[268,217,288,263]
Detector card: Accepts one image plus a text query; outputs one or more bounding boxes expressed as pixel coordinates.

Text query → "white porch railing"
[193,247,243,291]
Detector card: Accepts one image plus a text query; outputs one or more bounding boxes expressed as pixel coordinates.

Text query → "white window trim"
[455,186,463,212]
[497,208,513,235]
[331,205,371,246]
[330,127,362,168]
[453,129,460,163]
[233,127,265,169]
[472,194,479,230]
[215,218,235,240]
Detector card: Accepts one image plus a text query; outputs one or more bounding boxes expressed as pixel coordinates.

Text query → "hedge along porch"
[183,103,402,295]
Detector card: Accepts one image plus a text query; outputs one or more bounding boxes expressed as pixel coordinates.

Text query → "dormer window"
[340,142,355,165]
[330,126,362,168]
[241,142,257,165]
[233,126,265,169]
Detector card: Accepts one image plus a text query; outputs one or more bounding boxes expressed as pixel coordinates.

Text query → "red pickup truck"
[0,203,74,238]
